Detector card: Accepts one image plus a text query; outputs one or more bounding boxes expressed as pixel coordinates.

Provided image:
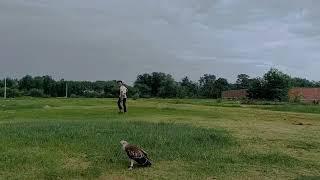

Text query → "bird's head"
[120,140,129,149]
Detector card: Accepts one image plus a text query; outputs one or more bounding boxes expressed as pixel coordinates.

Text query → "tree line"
[1,68,320,101]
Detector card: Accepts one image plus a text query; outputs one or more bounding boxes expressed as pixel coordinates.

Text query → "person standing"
[117,81,128,113]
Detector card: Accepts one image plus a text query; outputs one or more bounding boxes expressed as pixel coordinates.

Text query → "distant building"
[222,89,248,99]
[289,88,320,103]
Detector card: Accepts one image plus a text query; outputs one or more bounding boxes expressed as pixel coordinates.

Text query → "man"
[117,80,128,113]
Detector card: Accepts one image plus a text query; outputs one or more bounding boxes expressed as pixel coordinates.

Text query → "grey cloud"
[0,0,319,83]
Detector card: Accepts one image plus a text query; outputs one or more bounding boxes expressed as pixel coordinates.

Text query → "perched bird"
[120,140,152,170]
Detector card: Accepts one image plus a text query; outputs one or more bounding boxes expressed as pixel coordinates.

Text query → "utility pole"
[4,77,7,99]
[65,82,68,98]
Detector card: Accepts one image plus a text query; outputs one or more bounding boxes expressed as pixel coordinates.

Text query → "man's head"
[117,80,123,87]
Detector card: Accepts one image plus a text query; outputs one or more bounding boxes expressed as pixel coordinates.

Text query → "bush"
[0,88,23,98]
[83,90,100,98]
[140,94,151,98]
[289,95,302,103]
[97,92,105,98]
[70,94,79,98]
[132,93,140,100]
[28,89,44,97]
[104,93,114,98]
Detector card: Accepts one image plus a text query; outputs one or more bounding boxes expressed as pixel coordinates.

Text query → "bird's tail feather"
[144,159,152,166]
[136,157,152,166]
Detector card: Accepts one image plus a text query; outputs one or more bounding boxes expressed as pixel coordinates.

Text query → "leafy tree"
[151,72,168,96]
[290,77,315,87]
[247,69,291,101]
[55,79,67,97]
[247,77,265,99]
[263,68,291,101]
[214,78,229,98]
[1,69,318,100]
[42,75,56,97]
[134,72,176,98]
[134,74,152,97]
[19,75,33,90]
[28,88,44,97]
[180,76,199,98]
[93,81,107,93]
[158,75,178,98]
[199,74,218,98]
[104,80,118,98]
[0,88,22,98]
[236,74,250,89]
[199,74,216,87]
[33,76,44,89]
[127,86,140,98]
[133,83,151,98]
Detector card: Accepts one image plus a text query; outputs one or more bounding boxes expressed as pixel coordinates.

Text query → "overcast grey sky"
[0,0,319,83]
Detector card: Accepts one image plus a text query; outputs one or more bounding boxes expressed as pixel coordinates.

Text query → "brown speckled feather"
[125,144,152,166]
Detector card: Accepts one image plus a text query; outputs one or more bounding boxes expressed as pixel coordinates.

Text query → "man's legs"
[123,98,127,113]
[117,98,123,112]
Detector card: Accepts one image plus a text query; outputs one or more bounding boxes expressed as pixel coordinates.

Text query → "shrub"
[132,93,140,100]
[0,88,23,98]
[28,89,44,97]
[83,90,100,98]
[70,94,79,98]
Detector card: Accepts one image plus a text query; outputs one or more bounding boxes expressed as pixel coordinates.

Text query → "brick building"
[289,88,320,103]
[222,89,248,99]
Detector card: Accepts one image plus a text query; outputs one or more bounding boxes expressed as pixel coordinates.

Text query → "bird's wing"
[125,145,146,159]
[140,148,149,157]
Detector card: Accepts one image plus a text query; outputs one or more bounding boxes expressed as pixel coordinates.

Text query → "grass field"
[0,98,320,179]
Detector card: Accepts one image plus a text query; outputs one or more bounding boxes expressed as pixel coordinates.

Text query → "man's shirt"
[120,85,128,98]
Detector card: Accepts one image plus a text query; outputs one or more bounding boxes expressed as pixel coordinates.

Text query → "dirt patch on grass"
[292,121,312,126]
[98,175,135,180]
[63,156,90,171]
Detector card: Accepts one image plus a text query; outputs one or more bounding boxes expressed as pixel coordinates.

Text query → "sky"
[0,0,319,84]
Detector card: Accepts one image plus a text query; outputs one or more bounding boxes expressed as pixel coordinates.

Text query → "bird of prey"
[120,140,152,170]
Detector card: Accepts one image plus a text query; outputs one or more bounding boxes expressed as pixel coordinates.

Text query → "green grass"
[251,104,320,114]
[0,98,320,179]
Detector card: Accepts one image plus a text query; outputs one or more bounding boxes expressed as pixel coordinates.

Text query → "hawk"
[120,140,152,170]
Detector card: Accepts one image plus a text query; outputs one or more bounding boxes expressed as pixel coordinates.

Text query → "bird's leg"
[128,159,134,170]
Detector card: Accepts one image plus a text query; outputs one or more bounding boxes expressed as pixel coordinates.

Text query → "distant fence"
[222,89,248,100]
[289,88,320,103]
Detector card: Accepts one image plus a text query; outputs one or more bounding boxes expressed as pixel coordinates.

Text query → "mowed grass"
[0,98,320,179]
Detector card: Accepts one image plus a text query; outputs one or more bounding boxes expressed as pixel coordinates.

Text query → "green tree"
[93,81,107,93]
[42,75,56,97]
[33,76,44,89]
[290,77,315,87]
[263,68,291,101]
[158,75,178,98]
[134,72,176,98]
[214,78,229,98]
[19,75,33,91]
[236,74,250,89]
[180,76,198,98]
[151,72,168,96]
[104,80,118,98]
[247,69,291,101]
[134,74,152,97]
[199,74,217,98]
[247,77,265,99]
[28,88,44,97]
[0,88,22,98]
